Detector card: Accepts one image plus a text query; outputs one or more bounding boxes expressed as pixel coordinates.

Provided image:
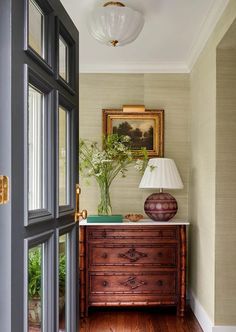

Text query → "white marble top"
[79,218,189,226]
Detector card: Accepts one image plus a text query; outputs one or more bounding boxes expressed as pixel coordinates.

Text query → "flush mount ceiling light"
[87,1,144,47]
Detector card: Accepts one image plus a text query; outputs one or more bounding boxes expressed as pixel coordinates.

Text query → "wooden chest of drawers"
[79,223,187,317]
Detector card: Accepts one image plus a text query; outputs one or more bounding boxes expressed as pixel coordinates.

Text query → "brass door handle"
[76,209,88,220]
[0,176,9,205]
[75,184,88,222]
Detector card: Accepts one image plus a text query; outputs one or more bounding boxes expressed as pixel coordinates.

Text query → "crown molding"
[187,0,230,71]
[79,61,189,74]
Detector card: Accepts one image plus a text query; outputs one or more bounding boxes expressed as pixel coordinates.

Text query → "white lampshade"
[139,158,183,190]
[87,2,144,47]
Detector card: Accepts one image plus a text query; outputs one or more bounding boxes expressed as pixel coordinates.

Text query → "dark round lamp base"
[144,192,178,221]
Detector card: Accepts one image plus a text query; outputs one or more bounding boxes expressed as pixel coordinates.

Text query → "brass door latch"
[0,176,9,205]
[75,184,87,222]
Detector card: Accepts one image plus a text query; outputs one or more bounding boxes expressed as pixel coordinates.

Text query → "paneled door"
[0,0,80,331]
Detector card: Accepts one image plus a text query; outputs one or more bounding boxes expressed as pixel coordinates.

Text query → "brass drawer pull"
[157,280,163,286]
[121,276,146,290]
[102,253,108,259]
[103,281,108,287]
[119,248,147,262]
[102,230,107,238]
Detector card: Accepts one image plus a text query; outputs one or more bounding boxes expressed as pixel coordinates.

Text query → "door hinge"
[0,176,9,205]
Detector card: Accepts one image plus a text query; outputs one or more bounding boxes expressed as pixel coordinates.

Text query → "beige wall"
[79,74,190,218]
[189,0,236,325]
[215,46,236,324]
[189,37,217,322]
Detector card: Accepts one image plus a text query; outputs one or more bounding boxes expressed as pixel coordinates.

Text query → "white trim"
[187,0,230,70]
[79,61,189,74]
[213,327,236,332]
[189,289,213,332]
[80,218,189,226]
[190,289,236,332]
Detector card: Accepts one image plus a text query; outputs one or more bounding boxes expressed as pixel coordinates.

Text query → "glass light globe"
[87,2,144,47]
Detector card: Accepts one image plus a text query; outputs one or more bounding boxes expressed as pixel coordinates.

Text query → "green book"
[87,215,123,223]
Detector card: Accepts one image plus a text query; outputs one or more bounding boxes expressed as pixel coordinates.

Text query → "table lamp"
[139,158,183,221]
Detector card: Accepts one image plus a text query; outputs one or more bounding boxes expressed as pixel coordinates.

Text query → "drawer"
[89,272,177,295]
[89,244,177,267]
[88,226,177,241]
[89,294,177,307]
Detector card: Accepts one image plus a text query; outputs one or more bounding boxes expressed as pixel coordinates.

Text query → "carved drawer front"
[89,245,177,267]
[90,272,176,295]
[88,226,177,242]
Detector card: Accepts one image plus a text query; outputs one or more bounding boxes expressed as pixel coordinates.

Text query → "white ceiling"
[61,0,229,73]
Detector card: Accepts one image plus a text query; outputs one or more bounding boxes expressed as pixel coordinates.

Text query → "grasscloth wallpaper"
[189,0,236,325]
[215,47,236,325]
[79,74,190,218]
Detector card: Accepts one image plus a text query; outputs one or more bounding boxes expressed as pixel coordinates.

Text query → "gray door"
[0,0,79,331]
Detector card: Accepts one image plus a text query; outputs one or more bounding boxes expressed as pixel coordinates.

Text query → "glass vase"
[97,181,112,215]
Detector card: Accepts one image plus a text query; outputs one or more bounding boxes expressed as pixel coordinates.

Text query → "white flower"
[127,151,132,158]
[94,172,102,178]
[134,159,144,171]
[92,151,107,165]
[117,144,125,152]
[123,135,131,142]
[101,159,113,163]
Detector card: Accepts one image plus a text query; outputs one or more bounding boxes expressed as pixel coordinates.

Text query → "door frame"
[0,0,12,330]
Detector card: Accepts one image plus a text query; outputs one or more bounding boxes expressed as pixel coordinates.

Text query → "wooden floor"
[79,307,203,332]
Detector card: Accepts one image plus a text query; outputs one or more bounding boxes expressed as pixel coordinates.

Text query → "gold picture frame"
[103,109,164,157]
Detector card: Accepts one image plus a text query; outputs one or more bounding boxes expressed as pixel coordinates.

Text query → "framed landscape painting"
[103,109,164,157]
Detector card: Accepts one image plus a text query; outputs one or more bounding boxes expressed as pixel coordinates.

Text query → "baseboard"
[189,290,236,332]
[213,327,236,332]
[189,289,213,332]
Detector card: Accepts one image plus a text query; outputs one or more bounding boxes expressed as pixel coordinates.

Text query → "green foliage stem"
[79,134,148,215]
[28,249,66,299]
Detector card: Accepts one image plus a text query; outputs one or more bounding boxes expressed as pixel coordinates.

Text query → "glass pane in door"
[28,85,46,211]
[58,107,69,206]
[59,36,69,82]
[28,244,43,332]
[58,234,67,331]
[29,0,45,57]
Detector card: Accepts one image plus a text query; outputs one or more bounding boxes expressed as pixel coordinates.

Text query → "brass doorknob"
[76,209,88,220]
